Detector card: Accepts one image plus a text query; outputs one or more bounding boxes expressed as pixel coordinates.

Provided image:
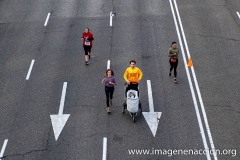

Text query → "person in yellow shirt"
[123,60,143,96]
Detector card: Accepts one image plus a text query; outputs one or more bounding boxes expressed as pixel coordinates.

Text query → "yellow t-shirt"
[123,67,143,83]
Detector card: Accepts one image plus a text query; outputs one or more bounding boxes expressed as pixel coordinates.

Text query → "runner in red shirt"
[81,27,94,65]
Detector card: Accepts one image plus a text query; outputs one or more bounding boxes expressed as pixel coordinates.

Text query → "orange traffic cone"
[187,57,193,67]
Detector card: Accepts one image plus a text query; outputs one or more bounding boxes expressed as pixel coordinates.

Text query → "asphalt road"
[0,0,239,160]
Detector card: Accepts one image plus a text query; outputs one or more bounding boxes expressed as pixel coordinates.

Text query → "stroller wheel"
[122,102,126,114]
[133,113,136,122]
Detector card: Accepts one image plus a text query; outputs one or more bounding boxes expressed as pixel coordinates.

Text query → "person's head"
[129,60,136,69]
[85,27,90,33]
[171,41,177,48]
[105,69,114,77]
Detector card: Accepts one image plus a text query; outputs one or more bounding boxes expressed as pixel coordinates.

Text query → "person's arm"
[81,33,85,43]
[168,48,172,58]
[123,69,129,83]
[102,77,105,84]
[176,49,179,58]
[138,69,143,81]
[88,33,94,41]
[110,77,116,85]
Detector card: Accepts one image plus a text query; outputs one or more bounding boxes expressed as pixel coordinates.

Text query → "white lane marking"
[169,0,211,160]
[26,59,35,80]
[110,12,115,27]
[44,13,51,26]
[147,80,154,112]
[107,60,110,69]
[173,0,218,159]
[50,82,70,141]
[237,12,240,19]
[59,82,67,115]
[0,139,8,160]
[102,137,107,160]
[143,80,162,137]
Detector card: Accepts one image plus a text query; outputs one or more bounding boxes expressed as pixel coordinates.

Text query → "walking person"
[81,27,94,65]
[123,60,143,96]
[102,69,116,113]
[168,41,179,83]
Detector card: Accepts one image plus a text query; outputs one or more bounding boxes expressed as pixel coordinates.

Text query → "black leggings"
[169,59,178,78]
[105,86,114,107]
[83,45,92,55]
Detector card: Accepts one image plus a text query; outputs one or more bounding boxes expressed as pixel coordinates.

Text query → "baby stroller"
[122,86,142,122]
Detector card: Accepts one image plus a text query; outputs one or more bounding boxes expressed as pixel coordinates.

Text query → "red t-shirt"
[82,32,94,46]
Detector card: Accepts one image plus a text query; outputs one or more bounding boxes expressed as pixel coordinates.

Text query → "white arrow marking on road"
[50,82,70,141]
[107,60,110,69]
[0,139,8,160]
[143,80,162,137]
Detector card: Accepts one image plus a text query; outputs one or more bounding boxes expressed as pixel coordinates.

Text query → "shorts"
[83,45,92,55]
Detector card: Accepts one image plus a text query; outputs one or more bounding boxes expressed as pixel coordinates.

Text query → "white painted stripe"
[147,80,154,113]
[110,12,113,27]
[0,139,8,160]
[44,13,51,26]
[107,60,110,69]
[102,137,107,160]
[173,0,217,159]
[26,59,35,80]
[169,0,211,160]
[58,82,67,115]
[237,12,240,19]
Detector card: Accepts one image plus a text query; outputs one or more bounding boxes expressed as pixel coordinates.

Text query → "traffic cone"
[187,57,193,67]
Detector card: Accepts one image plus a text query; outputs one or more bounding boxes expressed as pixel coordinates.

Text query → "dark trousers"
[125,83,139,97]
[169,59,178,78]
[105,86,114,107]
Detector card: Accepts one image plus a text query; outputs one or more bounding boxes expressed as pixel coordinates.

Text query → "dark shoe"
[85,61,89,65]
[174,78,177,83]
[169,72,171,76]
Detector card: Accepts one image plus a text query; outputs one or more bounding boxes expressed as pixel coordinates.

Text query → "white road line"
[26,59,35,80]
[0,139,8,160]
[173,0,218,159]
[110,12,113,27]
[169,0,211,160]
[107,60,110,69]
[102,137,107,160]
[59,82,67,115]
[237,12,240,19]
[147,80,154,112]
[44,13,51,26]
